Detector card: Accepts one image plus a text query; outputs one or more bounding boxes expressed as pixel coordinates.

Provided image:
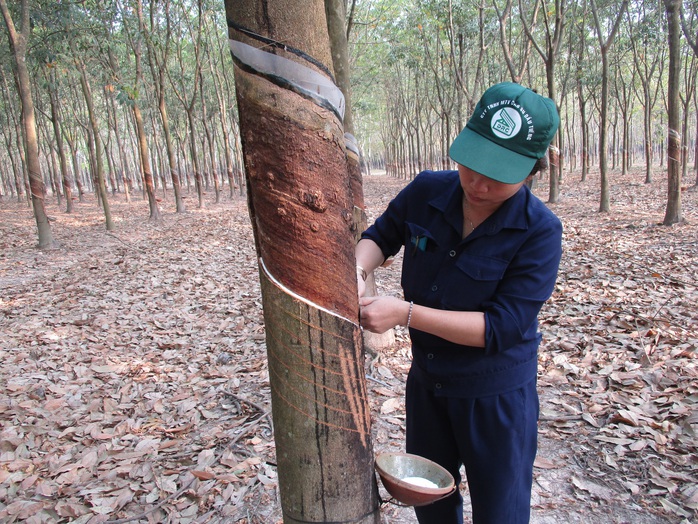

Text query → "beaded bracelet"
[406,301,414,328]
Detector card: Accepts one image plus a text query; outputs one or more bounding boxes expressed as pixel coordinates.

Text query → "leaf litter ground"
[0,168,696,523]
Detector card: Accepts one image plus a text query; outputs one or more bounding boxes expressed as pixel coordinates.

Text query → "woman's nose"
[469,173,489,192]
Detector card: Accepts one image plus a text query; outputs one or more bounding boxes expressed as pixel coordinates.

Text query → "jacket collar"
[428,173,530,237]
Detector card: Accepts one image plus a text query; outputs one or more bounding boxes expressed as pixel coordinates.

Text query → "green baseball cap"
[449,82,560,184]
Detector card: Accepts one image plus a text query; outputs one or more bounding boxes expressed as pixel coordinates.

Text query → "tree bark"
[209,36,240,198]
[45,67,74,213]
[663,0,682,225]
[0,67,25,202]
[167,0,205,208]
[225,1,380,522]
[146,0,185,212]
[129,0,160,221]
[590,0,627,213]
[199,70,221,204]
[76,60,114,230]
[0,0,55,247]
[325,0,354,135]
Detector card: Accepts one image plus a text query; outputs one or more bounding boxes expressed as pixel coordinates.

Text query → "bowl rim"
[374,452,456,495]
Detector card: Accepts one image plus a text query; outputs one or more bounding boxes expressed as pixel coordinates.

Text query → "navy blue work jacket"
[361,170,563,398]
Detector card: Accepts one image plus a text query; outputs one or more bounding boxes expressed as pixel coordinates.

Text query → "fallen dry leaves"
[534,172,698,523]
[1,198,277,523]
[0,167,696,523]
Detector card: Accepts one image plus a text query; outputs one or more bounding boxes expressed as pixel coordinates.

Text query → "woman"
[356,82,562,524]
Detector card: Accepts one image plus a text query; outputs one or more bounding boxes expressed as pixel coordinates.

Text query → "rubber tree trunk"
[0,0,54,247]
[145,0,185,213]
[663,0,682,225]
[46,69,74,213]
[132,0,161,222]
[224,2,380,523]
[325,0,354,136]
[132,103,161,221]
[77,60,114,231]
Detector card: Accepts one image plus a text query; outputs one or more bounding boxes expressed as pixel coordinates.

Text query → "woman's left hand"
[358,296,409,334]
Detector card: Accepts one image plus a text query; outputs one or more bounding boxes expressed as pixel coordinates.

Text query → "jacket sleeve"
[360,175,425,259]
[482,212,563,355]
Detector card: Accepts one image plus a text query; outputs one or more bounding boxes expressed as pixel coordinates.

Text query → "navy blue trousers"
[405,370,539,524]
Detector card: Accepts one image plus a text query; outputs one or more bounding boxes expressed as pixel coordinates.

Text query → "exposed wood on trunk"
[235,72,357,315]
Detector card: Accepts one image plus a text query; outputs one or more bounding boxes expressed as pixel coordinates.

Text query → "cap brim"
[449,127,537,184]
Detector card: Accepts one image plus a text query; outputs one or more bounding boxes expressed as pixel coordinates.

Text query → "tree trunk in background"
[209,40,239,198]
[109,96,133,203]
[663,0,682,225]
[199,71,221,204]
[167,0,205,208]
[643,97,654,184]
[132,103,161,221]
[575,20,590,184]
[77,60,114,230]
[46,67,74,213]
[326,0,394,352]
[1,0,54,247]
[146,0,185,213]
[62,127,85,202]
[590,0,627,213]
[524,0,566,203]
[546,67,560,203]
[680,4,698,187]
[185,108,205,208]
[224,1,380,523]
[626,2,663,185]
[325,0,354,135]
[0,67,25,202]
[131,0,160,221]
[694,97,698,187]
[3,131,23,202]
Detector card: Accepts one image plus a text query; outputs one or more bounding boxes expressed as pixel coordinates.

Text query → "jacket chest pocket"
[402,222,443,297]
[442,254,509,309]
[405,222,439,256]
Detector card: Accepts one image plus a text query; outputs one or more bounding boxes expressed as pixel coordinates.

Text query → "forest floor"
[0,167,697,524]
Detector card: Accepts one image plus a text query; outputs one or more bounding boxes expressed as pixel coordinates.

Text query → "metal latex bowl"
[375,452,456,507]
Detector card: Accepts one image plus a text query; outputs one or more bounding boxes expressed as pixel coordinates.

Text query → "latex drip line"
[228,29,345,120]
[260,258,356,327]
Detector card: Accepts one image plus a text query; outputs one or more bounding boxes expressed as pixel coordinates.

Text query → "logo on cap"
[491,107,521,139]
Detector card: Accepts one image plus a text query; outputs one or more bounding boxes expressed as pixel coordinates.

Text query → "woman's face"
[458,164,526,212]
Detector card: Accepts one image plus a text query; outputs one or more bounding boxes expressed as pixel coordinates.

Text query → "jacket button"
[427,353,434,359]
[431,285,438,292]
[435,383,442,390]
[449,250,456,257]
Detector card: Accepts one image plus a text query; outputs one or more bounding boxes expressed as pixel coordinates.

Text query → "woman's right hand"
[358,296,410,334]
